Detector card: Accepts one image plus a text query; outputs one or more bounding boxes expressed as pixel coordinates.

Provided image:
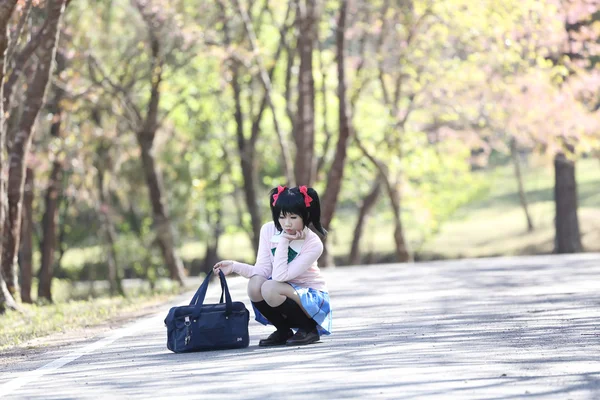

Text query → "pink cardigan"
[232,222,328,292]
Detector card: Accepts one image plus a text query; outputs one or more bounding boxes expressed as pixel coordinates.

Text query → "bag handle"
[219,277,226,304]
[190,271,227,304]
[189,270,233,316]
[189,272,211,306]
[218,271,230,304]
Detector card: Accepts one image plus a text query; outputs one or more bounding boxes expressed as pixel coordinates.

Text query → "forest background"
[0,0,599,345]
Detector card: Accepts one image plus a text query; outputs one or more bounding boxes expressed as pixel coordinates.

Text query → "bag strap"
[219,277,226,304]
[217,270,233,307]
[189,270,233,317]
[189,270,213,306]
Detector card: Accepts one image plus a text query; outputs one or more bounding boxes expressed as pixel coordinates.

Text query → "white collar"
[271,228,307,253]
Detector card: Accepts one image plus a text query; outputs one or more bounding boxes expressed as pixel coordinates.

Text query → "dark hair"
[269,186,327,237]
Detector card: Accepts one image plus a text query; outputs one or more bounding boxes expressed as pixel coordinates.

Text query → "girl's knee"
[260,280,274,298]
[247,276,266,302]
[261,280,284,306]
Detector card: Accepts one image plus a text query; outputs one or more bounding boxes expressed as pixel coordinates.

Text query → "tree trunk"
[3,132,30,298]
[102,199,122,297]
[38,49,66,302]
[510,137,534,232]
[355,137,412,262]
[239,153,261,255]
[233,69,262,254]
[388,176,411,262]
[320,0,351,267]
[97,165,123,296]
[3,0,68,300]
[55,176,72,269]
[3,2,47,114]
[0,0,20,314]
[92,105,123,296]
[0,2,18,87]
[294,0,318,186]
[104,216,121,296]
[349,176,382,265]
[219,3,262,254]
[315,39,331,178]
[19,167,34,303]
[137,133,186,285]
[233,67,261,254]
[0,275,18,313]
[202,208,223,276]
[133,33,185,285]
[284,37,296,137]
[554,151,582,253]
[38,160,61,301]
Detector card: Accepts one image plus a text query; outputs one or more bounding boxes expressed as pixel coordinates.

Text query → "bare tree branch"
[234,0,295,185]
[315,28,332,176]
[4,14,51,111]
[376,0,391,107]
[87,53,143,127]
[5,0,33,65]
[349,2,371,107]
[283,4,298,135]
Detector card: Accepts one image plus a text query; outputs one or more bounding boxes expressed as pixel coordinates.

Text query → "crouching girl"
[213,186,332,346]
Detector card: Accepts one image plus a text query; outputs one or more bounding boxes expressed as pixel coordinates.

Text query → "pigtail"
[306,187,327,237]
[269,186,284,232]
[268,186,279,210]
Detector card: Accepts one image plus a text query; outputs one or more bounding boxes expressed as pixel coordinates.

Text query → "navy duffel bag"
[165,270,250,353]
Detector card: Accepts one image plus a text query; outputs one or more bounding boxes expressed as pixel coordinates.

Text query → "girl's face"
[279,212,304,235]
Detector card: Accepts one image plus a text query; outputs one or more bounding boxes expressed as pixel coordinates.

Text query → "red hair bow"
[272,185,286,206]
[299,186,313,207]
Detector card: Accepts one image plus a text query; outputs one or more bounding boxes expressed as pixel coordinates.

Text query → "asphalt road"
[1,253,599,399]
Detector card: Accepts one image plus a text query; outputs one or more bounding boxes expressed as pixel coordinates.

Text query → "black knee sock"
[252,300,290,332]
[275,298,317,331]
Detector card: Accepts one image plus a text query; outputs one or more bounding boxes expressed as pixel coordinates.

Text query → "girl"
[213,185,332,346]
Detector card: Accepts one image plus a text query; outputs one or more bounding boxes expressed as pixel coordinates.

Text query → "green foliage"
[403,136,491,245]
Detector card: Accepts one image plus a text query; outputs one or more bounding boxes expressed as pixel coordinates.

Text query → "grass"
[419,156,600,259]
[0,278,193,351]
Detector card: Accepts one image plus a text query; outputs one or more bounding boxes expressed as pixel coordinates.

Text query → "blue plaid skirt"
[252,283,332,335]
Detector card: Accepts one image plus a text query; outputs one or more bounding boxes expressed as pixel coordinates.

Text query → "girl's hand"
[213,260,234,276]
[281,229,306,241]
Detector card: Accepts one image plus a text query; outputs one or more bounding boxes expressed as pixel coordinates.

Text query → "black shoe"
[259,329,294,347]
[286,329,320,346]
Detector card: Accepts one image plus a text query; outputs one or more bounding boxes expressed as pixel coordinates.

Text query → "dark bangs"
[270,187,310,232]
